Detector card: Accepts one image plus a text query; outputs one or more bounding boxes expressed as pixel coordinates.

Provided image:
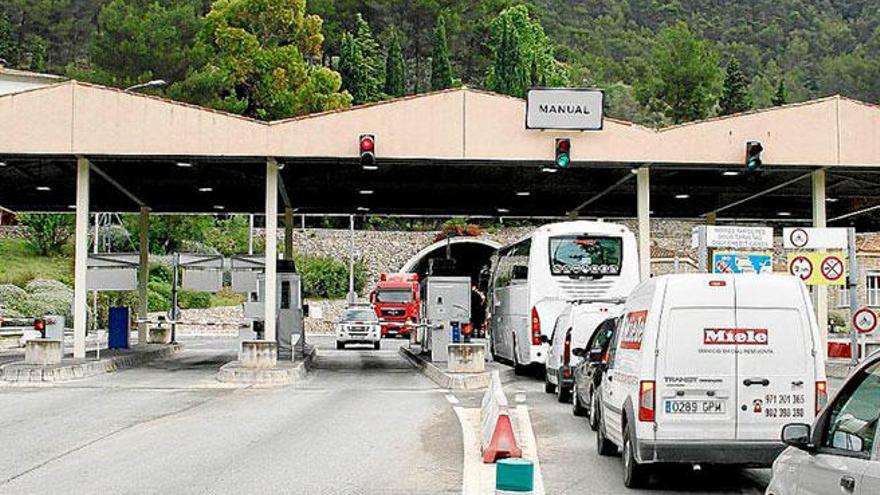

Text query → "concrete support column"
[284,207,294,261]
[264,158,279,342]
[637,167,651,281]
[73,157,90,359]
[812,169,829,353]
[137,206,151,345]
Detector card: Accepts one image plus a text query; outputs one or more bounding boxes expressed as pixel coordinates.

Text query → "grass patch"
[0,239,72,287]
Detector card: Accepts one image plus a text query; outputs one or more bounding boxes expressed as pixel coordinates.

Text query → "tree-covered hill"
[2,0,878,124]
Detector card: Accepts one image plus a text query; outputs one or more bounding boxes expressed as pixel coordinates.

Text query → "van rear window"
[549,236,622,276]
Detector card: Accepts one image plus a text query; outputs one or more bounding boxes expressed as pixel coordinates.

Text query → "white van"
[595,273,828,488]
[544,301,625,402]
[488,221,639,373]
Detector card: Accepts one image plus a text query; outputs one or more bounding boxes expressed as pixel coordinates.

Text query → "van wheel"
[596,408,616,456]
[623,425,649,488]
[544,378,556,394]
[556,382,571,403]
[588,389,600,431]
[572,384,587,417]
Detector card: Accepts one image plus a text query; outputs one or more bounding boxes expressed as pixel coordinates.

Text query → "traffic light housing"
[746,141,763,172]
[555,139,571,168]
[359,134,376,167]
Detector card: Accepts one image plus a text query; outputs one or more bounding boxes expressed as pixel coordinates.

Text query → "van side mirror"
[587,348,604,363]
[512,265,528,280]
[572,347,586,358]
[781,423,814,452]
[539,334,550,344]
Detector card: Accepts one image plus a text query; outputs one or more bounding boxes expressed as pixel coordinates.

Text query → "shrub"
[17,213,75,256]
[0,284,32,317]
[25,279,74,321]
[296,255,367,299]
[179,290,212,309]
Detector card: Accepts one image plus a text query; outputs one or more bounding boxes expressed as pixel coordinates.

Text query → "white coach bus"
[488,221,639,373]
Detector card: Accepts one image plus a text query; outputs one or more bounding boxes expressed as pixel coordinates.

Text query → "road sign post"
[847,228,860,368]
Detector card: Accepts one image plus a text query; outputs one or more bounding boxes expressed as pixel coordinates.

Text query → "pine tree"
[430,14,453,91]
[338,14,383,105]
[772,79,787,106]
[384,30,405,97]
[718,57,752,115]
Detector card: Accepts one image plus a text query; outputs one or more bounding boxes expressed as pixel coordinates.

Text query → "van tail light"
[639,381,656,422]
[816,381,828,414]
[34,318,45,331]
[531,307,541,345]
[563,332,572,366]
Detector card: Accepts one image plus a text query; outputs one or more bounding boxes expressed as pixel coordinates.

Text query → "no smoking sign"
[821,256,844,281]
[787,252,848,286]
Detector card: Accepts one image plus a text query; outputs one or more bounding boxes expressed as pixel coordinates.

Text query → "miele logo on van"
[703,328,769,345]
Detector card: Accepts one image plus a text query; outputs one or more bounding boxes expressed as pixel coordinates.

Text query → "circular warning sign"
[821,255,845,282]
[789,228,809,248]
[854,307,878,334]
[789,256,813,281]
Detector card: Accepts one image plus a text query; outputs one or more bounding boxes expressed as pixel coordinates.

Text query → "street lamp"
[125,79,168,92]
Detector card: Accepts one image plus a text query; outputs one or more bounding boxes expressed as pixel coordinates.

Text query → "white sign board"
[691,226,774,249]
[526,88,604,130]
[783,227,848,250]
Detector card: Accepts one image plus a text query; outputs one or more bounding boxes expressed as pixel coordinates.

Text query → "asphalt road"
[0,336,461,495]
[0,336,840,494]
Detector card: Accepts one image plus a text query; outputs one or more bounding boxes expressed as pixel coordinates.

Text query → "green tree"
[383,29,405,97]
[338,13,382,104]
[772,79,787,106]
[17,213,74,256]
[718,57,752,115]
[636,21,722,124]
[430,14,453,91]
[486,5,567,98]
[173,0,351,120]
[74,0,205,89]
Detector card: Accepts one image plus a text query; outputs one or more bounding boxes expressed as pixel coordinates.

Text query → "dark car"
[571,316,619,430]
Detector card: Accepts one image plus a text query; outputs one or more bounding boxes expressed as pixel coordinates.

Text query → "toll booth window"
[376,289,412,303]
[549,236,622,276]
[281,281,291,309]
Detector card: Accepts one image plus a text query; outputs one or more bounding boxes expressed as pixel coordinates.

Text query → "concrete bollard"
[447,343,486,373]
[25,339,63,365]
[240,340,278,368]
[147,327,171,344]
[495,458,534,494]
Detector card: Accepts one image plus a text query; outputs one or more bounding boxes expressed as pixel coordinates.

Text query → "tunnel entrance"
[399,238,500,332]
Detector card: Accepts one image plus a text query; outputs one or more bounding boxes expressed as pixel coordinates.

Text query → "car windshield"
[375,289,412,303]
[344,309,377,321]
[549,236,622,276]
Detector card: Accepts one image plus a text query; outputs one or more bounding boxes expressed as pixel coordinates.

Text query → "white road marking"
[445,394,460,404]
[514,392,526,403]
[514,405,545,495]
[452,406,495,495]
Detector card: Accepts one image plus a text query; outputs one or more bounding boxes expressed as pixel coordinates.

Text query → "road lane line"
[515,405,546,495]
[453,406,495,495]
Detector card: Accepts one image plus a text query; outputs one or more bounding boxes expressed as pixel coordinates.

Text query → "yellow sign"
[787,252,848,286]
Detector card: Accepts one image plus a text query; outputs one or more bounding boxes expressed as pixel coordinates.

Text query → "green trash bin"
[496,457,533,494]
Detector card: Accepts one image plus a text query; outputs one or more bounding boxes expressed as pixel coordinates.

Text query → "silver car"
[335,307,382,350]
[768,352,880,495]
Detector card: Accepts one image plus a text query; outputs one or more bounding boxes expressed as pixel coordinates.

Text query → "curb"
[216,345,316,386]
[0,344,182,383]
[399,346,497,390]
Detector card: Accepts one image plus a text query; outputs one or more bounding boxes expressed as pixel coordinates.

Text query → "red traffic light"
[557,139,570,153]
[360,135,375,152]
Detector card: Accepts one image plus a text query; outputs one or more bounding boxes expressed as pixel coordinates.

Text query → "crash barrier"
[495,458,534,494]
[481,370,522,463]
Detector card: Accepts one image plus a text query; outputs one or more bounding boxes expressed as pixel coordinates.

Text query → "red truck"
[370,273,420,338]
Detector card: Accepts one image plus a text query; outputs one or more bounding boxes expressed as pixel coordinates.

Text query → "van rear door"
[733,276,815,441]
[656,277,737,441]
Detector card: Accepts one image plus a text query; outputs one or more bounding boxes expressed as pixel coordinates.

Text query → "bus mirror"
[512,265,528,280]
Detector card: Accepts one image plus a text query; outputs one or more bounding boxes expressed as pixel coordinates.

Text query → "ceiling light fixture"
[362,165,379,171]
[826,198,839,203]
[359,190,374,195]
[674,194,690,199]
[722,171,740,176]
[198,187,213,193]
[777,211,792,217]
[176,162,193,168]
[541,167,558,174]
[497,208,510,213]
[36,186,51,192]
[213,205,225,210]
[357,206,370,212]
[516,191,531,197]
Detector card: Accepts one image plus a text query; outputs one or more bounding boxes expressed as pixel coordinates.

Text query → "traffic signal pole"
[847,227,860,368]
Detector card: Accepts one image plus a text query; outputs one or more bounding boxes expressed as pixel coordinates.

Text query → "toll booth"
[238,258,307,357]
[420,276,471,362]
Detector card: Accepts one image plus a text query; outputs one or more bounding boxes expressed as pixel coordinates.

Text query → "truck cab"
[370,273,420,338]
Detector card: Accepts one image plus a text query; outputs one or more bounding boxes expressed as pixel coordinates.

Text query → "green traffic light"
[747,158,761,171]
[556,154,570,168]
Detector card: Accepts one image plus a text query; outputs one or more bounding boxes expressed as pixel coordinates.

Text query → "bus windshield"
[375,289,413,304]
[549,236,622,276]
